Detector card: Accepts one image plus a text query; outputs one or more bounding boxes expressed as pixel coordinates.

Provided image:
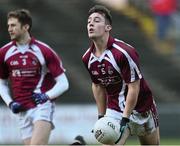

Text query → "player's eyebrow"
[88,16,102,22]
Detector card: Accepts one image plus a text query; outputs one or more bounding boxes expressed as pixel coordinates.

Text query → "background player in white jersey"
[0,9,69,145]
[82,5,160,145]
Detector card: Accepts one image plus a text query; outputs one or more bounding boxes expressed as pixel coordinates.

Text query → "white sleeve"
[0,79,13,106]
[46,73,69,99]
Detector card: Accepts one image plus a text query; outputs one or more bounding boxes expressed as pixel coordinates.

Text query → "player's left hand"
[119,117,130,140]
[32,93,49,105]
[115,117,130,144]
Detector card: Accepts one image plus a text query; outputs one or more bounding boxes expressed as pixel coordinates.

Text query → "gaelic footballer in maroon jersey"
[0,37,65,109]
[80,5,160,145]
[0,9,69,145]
[82,36,154,113]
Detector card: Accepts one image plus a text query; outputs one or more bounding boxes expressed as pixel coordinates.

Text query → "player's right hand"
[9,101,24,114]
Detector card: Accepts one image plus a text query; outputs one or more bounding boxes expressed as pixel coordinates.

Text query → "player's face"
[7,17,26,41]
[87,12,110,39]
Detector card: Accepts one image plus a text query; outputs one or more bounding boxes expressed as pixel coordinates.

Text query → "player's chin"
[88,34,96,39]
[10,36,16,40]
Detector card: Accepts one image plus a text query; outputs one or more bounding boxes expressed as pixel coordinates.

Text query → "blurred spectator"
[149,0,177,41]
[171,1,180,55]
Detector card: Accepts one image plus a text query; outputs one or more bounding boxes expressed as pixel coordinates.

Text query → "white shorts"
[105,103,159,136]
[17,101,55,140]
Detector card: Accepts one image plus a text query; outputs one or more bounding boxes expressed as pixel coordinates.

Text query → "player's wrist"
[98,114,104,119]
[44,93,50,100]
[121,117,130,126]
[9,101,14,108]
[9,101,17,108]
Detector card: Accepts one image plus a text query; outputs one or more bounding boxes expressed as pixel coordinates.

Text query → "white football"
[93,116,121,144]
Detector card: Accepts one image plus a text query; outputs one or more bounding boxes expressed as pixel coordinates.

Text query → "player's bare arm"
[123,79,140,118]
[117,80,140,145]
[92,82,107,117]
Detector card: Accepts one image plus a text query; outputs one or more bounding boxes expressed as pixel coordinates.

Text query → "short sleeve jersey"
[82,36,153,113]
[0,37,65,109]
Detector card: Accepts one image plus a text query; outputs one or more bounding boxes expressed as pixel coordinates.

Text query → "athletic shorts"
[17,100,55,140]
[105,102,159,136]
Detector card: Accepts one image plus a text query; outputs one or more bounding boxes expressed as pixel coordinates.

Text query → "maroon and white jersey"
[82,36,153,113]
[0,37,65,109]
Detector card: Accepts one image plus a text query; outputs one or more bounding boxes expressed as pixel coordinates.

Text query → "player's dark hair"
[88,5,112,25]
[7,9,32,32]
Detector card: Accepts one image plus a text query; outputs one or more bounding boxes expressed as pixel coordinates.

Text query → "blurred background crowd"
[0,0,180,144]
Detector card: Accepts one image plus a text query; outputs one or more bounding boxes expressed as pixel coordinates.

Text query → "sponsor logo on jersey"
[108,66,114,75]
[97,64,105,68]
[97,76,121,86]
[12,69,21,77]
[19,55,28,59]
[32,60,37,65]
[92,71,99,75]
[10,60,19,66]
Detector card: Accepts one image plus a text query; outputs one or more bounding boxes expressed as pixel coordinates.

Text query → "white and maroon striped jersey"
[0,37,65,109]
[82,36,153,113]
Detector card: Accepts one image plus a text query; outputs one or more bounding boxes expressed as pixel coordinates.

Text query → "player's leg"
[134,102,160,145]
[138,126,160,145]
[23,138,31,146]
[18,101,54,145]
[30,120,52,145]
[30,101,55,145]
[18,111,33,145]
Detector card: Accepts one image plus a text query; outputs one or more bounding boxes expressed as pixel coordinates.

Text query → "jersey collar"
[12,36,36,46]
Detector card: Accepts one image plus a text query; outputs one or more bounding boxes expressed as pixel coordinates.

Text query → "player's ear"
[23,24,30,31]
[105,25,112,32]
